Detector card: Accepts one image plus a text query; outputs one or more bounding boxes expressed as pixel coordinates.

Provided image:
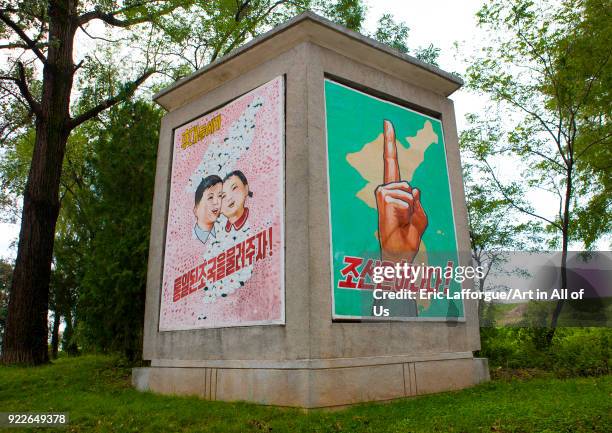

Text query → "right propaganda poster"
[324,79,464,320]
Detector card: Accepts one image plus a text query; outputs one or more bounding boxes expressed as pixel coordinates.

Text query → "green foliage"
[414,44,441,67]
[369,13,441,67]
[74,100,162,360]
[480,326,611,377]
[0,258,12,350]
[0,129,35,223]
[522,294,611,329]
[1,98,162,359]
[1,355,611,432]
[157,0,308,70]
[481,295,611,376]
[479,325,554,368]
[317,0,366,31]
[463,0,611,343]
[551,328,611,377]
[461,130,540,329]
[560,0,612,248]
[463,0,611,250]
[373,13,410,53]
[0,72,36,151]
[152,0,369,73]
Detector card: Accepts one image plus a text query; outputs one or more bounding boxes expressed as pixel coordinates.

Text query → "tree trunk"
[1,0,76,365]
[62,308,78,355]
[546,165,573,345]
[50,312,60,359]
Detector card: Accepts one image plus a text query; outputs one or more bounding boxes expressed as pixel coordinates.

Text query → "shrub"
[550,328,611,377]
[479,326,611,377]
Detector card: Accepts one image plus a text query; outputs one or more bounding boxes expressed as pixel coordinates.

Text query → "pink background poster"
[159,77,285,331]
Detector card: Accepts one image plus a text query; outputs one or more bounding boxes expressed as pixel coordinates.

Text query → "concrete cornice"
[153,11,463,111]
[150,351,475,369]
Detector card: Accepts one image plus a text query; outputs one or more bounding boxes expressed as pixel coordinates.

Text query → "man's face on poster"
[221,175,249,220]
[194,183,222,228]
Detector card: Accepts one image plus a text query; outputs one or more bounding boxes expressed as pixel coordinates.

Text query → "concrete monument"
[133,11,489,409]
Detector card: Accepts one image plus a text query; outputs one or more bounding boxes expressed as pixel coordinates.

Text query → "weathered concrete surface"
[134,355,486,408]
[154,12,462,111]
[132,367,150,392]
[137,11,488,408]
[473,357,491,384]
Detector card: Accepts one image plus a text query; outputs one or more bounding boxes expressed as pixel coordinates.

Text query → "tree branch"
[576,131,612,160]
[0,10,47,62]
[68,69,154,130]
[482,158,562,230]
[235,0,251,21]
[504,95,570,167]
[525,146,566,171]
[78,2,181,27]
[573,50,611,116]
[0,42,29,49]
[16,62,41,116]
[211,0,287,61]
[73,59,85,73]
[0,62,42,116]
[0,81,25,102]
[0,39,47,50]
[78,24,128,44]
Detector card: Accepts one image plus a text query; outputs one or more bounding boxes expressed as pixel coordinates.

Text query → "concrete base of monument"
[132,354,490,409]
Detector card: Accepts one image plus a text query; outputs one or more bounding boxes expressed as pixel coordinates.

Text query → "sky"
[363,0,487,129]
[0,0,607,258]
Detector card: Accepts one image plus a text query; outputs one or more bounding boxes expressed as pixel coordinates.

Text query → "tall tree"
[0,0,194,365]
[561,0,612,248]
[463,0,611,342]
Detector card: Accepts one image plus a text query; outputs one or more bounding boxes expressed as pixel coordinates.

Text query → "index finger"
[383,120,400,184]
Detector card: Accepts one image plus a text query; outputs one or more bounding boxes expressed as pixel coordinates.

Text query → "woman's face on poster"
[221,175,249,219]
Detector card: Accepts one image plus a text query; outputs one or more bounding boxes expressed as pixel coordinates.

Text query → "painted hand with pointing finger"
[375,120,428,263]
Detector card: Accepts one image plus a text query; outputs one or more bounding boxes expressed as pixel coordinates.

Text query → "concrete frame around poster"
[134,12,489,409]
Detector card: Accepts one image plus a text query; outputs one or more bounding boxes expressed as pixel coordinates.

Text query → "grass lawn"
[0,355,610,433]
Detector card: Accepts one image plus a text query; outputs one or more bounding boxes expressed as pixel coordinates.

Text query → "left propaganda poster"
[159,76,285,331]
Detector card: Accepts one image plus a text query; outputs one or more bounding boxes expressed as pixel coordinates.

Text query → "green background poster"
[324,79,464,320]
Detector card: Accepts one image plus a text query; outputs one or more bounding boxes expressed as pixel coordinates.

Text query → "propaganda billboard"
[159,76,285,331]
[324,79,464,320]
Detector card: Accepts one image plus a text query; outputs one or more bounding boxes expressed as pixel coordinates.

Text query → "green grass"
[0,355,611,433]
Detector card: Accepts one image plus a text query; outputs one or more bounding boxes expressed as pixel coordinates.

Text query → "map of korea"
[346,120,439,210]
